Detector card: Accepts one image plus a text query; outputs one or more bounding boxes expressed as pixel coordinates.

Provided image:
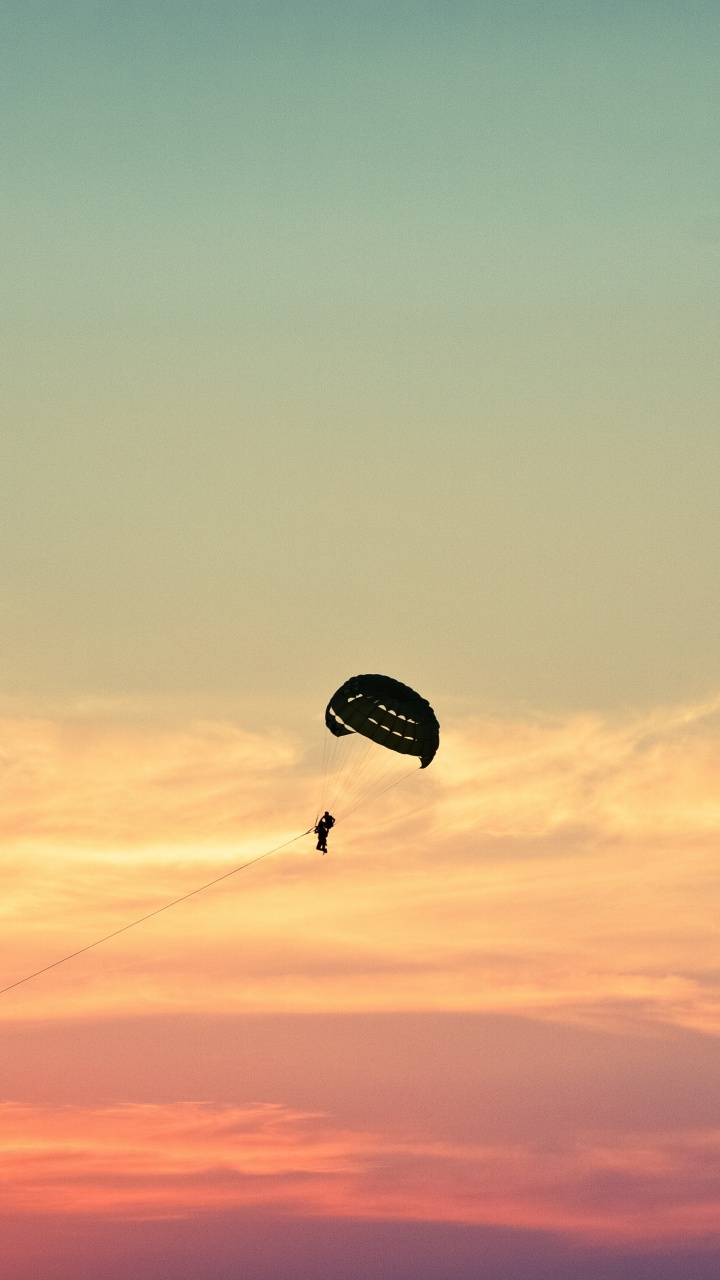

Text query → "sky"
[1,2,719,1277]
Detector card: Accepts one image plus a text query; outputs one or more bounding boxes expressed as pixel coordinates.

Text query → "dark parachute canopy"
[325,674,440,769]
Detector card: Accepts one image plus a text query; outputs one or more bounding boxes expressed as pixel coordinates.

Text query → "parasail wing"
[325,674,439,768]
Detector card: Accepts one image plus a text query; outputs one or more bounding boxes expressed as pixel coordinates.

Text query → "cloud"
[0,715,299,845]
[0,1100,719,1245]
[0,698,719,1031]
[434,696,720,842]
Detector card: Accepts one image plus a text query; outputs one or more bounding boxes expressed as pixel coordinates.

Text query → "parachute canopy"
[325,674,440,768]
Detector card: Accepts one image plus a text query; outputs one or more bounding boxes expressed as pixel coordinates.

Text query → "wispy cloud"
[0,1101,719,1245]
[0,699,718,1030]
[0,715,299,844]
[435,697,720,841]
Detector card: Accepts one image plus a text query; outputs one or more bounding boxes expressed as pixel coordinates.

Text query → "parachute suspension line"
[338,763,419,823]
[324,735,363,813]
[334,737,396,816]
[330,733,417,820]
[331,742,392,817]
[319,725,349,816]
[318,723,332,816]
[319,729,344,815]
[327,736,374,813]
[326,730,345,807]
[0,827,315,999]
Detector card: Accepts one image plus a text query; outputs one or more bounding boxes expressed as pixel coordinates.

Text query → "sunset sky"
[2,2,720,1277]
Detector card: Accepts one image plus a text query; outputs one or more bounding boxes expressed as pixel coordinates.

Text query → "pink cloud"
[0,1100,719,1245]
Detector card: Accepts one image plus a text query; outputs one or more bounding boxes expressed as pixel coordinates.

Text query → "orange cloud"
[0,1101,718,1245]
[435,697,720,840]
[0,714,299,844]
[0,698,719,1032]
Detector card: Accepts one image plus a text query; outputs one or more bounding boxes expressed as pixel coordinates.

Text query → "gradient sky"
[1,2,720,1278]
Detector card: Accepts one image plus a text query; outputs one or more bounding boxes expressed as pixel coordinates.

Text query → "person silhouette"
[315,811,335,854]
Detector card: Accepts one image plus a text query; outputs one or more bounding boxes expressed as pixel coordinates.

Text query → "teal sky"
[2,0,719,715]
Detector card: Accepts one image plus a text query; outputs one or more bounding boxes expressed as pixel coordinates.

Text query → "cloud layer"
[0,699,719,1030]
[0,1098,719,1246]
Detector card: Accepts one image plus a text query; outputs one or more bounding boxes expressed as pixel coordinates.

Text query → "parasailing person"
[314,810,336,854]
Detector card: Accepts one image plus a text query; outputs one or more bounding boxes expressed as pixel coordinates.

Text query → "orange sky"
[1,697,718,1030]
[0,696,719,1260]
